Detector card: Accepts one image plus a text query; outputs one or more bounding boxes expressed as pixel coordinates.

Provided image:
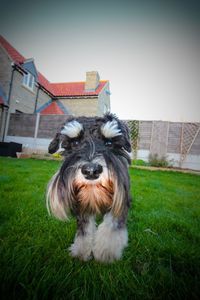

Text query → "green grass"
[0,157,200,300]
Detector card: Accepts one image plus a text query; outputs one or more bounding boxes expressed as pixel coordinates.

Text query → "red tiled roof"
[37,72,53,94]
[40,102,65,115]
[0,35,25,63]
[51,81,107,97]
[0,35,108,97]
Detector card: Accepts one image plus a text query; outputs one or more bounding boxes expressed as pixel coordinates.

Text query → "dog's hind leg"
[93,213,128,263]
[69,215,96,261]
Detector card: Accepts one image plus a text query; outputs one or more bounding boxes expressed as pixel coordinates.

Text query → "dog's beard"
[47,155,127,220]
[73,167,114,215]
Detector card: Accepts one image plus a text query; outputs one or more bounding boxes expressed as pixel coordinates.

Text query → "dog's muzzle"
[81,162,103,180]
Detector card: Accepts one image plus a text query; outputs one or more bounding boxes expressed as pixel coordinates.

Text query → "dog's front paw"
[93,223,128,263]
[69,235,93,261]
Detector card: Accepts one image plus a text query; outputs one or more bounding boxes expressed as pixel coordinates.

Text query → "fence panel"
[150,121,169,157]
[8,114,36,137]
[190,130,200,155]
[167,122,182,154]
[137,121,152,150]
[37,115,68,138]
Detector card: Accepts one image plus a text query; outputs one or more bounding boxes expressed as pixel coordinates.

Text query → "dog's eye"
[71,140,79,147]
[105,140,112,147]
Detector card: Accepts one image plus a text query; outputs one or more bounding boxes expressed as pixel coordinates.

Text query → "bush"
[148,154,171,168]
[132,159,148,166]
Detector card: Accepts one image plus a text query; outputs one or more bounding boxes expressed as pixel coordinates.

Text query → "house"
[0,35,110,140]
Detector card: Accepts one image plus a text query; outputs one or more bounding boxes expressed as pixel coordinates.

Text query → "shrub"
[148,153,171,168]
[132,159,148,166]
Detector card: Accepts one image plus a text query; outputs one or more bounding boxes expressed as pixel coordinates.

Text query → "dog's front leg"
[93,213,128,263]
[69,215,96,261]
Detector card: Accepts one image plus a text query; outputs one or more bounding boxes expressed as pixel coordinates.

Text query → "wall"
[0,45,12,99]
[9,71,37,113]
[59,98,98,116]
[98,81,111,115]
[0,45,52,114]
[36,88,52,111]
[58,82,110,117]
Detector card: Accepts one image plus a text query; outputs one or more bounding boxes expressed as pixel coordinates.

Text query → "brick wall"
[98,82,110,115]
[36,88,52,111]
[0,45,52,113]
[58,82,110,117]
[0,45,12,99]
[38,115,67,138]
[59,98,98,116]
[8,114,36,137]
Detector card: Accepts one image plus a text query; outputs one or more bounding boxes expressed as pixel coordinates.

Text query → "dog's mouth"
[83,174,100,180]
[73,181,113,195]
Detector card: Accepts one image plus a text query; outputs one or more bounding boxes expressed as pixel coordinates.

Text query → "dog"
[46,113,132,263]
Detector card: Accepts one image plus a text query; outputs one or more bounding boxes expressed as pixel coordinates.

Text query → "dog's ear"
[103,113,132,153]
[48,133,61,154]
[118,120,132,153]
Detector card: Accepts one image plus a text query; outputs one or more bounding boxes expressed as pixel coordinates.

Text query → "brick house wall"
[0,45,12,99]
[98,81,110,115]
[9,71,52,113]
[59,98,98,116]
[0,44,52,114]
[36,88,52,112]
[58,84,110,117]
[57,74,110,117]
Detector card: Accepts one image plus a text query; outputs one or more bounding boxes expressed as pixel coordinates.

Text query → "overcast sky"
[0,0,200,121]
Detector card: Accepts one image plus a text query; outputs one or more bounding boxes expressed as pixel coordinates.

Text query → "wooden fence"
[5,113,200,169]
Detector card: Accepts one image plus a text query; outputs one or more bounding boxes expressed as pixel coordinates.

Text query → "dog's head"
[47,113,131,220]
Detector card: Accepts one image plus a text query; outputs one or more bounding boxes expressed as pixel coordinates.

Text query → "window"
[22,72,35,91]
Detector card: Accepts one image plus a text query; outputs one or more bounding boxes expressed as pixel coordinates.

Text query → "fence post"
[3,111,11,142]
[33,113,40,151]
[149,121,154,154]
[166,121,169,155]
[179,123,184,168]
[1,108,9,142]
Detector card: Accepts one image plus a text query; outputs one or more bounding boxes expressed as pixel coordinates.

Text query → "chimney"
[85,71,100,91]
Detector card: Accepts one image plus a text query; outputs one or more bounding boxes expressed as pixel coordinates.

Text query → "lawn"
[0,157,200,300]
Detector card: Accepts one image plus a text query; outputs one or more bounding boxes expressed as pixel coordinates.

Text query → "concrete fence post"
[33,113,40,151]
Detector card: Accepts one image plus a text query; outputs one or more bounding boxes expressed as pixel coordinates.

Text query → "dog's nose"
[81,163,103,180]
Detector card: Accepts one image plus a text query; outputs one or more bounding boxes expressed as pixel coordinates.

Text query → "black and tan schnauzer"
[47,113,131,263]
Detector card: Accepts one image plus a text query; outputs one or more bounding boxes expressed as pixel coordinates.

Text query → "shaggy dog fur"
[46,113,131,263]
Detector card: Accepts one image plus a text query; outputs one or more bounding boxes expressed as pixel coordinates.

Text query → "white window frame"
[22,72,35,91]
